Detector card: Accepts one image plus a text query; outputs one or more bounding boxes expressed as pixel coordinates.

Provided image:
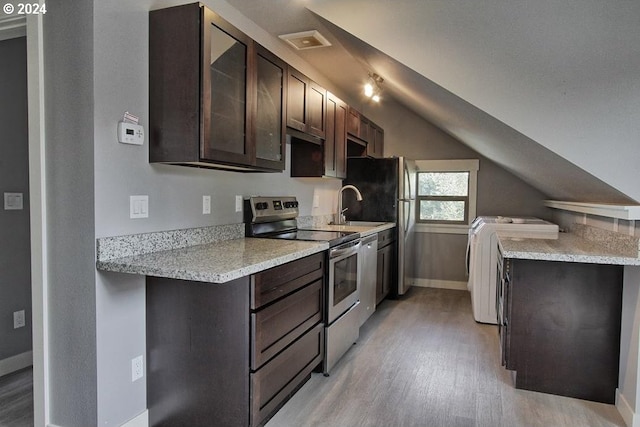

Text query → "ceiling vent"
[278,30,332,50]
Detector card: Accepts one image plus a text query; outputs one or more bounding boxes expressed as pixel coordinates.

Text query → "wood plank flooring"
[0,288,626,427]
[266,287,626,427]
[0,367,33,427]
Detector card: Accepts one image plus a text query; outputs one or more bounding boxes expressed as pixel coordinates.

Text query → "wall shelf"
[545,200,640,220]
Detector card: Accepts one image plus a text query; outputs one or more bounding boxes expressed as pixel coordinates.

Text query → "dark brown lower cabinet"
[502,258,623,404]
[146,252,325,427]
[376,228,396,305]
[250,252,325,426]
[146,276,250,427]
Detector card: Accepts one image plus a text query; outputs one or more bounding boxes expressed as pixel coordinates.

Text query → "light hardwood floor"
[0,367,33,427]
[266,287,626,427]
[0,288,626,427]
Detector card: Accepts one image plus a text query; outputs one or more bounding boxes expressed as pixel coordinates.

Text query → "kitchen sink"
[343,221,386,227]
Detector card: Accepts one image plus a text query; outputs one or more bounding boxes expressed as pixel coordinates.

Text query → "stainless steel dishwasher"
[359,233,378,326]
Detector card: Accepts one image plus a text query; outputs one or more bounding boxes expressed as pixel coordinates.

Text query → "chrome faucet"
[335,185,363,225]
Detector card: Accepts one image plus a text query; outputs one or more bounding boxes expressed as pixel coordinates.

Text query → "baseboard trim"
[616,389,637,427]
[121,410,149,427]
[45,410,148,427]
[0,350,32,377]
[413,278,468,291]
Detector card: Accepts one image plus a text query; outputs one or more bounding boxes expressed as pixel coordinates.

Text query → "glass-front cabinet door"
[201,8,252,165]
[254,45,286,170]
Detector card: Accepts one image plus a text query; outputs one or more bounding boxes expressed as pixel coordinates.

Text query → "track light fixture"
[364,73,384,102]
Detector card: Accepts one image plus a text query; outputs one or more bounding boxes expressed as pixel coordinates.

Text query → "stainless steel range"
[245,196,361,375]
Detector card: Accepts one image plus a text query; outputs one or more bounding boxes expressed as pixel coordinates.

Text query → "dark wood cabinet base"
[504,259,623,404]
[146,276,250,427]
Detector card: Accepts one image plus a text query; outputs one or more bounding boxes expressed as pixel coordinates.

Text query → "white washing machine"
[466,216,559,324]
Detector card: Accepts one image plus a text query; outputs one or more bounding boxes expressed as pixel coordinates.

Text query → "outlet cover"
[132,355,143,382]
[235,195,243,213]
[203,195,211,214]
[13,310,25,329]
[4,193,23,210]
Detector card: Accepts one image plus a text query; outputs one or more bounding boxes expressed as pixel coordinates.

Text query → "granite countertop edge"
[498,232,640,266]
[96,238,329,283]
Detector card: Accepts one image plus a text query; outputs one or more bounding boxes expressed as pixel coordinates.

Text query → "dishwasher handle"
[361,234,378,247]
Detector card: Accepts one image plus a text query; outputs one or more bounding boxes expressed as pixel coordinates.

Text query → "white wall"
[44,0,97,425]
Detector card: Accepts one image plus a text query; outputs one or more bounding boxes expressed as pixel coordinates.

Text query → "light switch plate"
[203,195,211,214]
[235,195,243,213]
[4,192,23,210]
[130,195,149,219]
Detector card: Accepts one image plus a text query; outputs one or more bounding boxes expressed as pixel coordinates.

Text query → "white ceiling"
[225,0,640,204]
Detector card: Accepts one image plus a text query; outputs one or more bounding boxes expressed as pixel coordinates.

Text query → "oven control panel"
[245,196,299,223]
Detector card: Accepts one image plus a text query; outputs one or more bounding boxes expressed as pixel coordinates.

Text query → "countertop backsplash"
[96,214,335,262]
[96,223,244,262]
[571,223,640,258]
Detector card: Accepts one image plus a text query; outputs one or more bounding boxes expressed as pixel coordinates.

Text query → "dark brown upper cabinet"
[347,106,384,158]
[325,92,347,178]
[367,122,385,158]
[290,91,346,178]
[149,3,286,172]
[286,68,326,139]
[253,45,288,170]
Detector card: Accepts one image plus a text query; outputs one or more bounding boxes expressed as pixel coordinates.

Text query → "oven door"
[327,239,360,324]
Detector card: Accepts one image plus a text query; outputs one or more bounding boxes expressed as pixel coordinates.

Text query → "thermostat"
[118,121,144,146]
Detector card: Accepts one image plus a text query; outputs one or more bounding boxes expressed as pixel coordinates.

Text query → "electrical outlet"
[131,355,143,382]
[13,310,25,329]
[203,195,211,214]
[235,195,243,213]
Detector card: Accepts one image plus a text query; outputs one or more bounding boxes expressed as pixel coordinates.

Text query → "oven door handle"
[330,242,360,260]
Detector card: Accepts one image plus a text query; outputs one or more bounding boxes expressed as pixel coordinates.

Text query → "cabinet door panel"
[347,107,360,137]
[209,39,246,153]
[255,45,286,169]
[251,280,322,369]
[307,81,326,138]
[324,96,337,177]
[251,252,324,309]
[286,69,307,132]
[334,99,347,178]
[201,8,252,164]
[251,324,324,427]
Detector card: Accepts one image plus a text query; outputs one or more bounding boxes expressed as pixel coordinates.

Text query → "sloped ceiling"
[225,0,640,204]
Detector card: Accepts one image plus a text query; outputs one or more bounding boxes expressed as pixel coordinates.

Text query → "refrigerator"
[342,157,417,296]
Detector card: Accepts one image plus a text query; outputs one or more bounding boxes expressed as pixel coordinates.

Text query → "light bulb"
[372,94,380,102]
[364,83,374,97]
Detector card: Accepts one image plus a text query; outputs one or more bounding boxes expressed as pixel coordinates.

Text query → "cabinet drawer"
[377,227,396,248]
[251,323,324,426]
[251,279,323,369]
[251,252,324,309]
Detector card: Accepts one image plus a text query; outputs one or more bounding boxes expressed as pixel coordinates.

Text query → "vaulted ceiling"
[225,0,640,204]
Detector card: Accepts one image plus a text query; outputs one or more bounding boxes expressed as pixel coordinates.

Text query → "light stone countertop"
[97,237,328,283]
[498,232,640,266]
[309,222,396,237]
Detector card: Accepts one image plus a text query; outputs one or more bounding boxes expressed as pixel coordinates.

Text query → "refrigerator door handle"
[404,161,412,200]
[403,200,410,234]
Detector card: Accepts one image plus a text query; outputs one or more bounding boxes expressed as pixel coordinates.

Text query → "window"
[415,160,479,232]
[417,171,469,223]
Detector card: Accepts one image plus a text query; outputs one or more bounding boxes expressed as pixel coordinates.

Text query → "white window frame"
[415,159,479,234]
